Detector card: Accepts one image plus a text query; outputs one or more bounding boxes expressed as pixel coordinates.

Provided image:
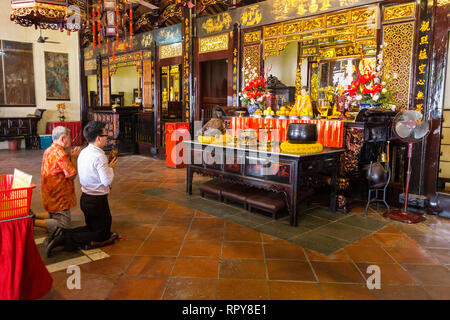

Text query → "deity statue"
[294,88,313,119]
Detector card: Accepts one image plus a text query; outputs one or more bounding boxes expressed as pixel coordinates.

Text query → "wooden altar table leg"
[330,166,338,213]
[186,165,193,195]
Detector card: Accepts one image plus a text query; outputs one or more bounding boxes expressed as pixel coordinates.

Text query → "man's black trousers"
[63,193,112,251]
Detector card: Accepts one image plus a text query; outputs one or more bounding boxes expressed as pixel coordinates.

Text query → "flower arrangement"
[56,102,66,121]
[239,63,273,114]
[343,43,398,111]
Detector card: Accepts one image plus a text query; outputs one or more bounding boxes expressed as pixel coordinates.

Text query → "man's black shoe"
[45,232,65,258]
[44,227,62,250]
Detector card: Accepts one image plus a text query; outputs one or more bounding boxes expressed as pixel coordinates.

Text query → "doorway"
[160,64,182,149]
[199,59,228,124]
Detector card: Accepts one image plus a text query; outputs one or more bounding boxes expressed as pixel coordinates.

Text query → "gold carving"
[199,33,228,54]
[302,47,317,56]
[303,17,323,32]
[201,13,232,34]
[243,45,261,87]
[351,7,376,24]
[383,3,415,22]
[356,25,376,38]
[141,33,153,48]
[283,21,302,35]
[159,42,182,59]
[264,24,283,38]
[382,22,414,110]
[244,31,261,44]
[241,5,262,27]
[264,39,278,51]
[326,12,348,27]
[84,59,96,71]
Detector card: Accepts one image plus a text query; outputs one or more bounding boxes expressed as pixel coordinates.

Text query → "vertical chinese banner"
[411,1,432,115]
[232,23,239,107]
[183,7,192,124]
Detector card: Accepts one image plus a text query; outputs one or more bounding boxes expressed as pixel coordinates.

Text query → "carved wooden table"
[185,141,345,226]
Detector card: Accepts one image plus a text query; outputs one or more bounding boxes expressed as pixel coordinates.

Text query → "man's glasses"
[99,134,108,137]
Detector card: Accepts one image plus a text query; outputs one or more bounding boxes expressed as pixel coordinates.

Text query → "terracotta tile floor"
[1,150,449,300]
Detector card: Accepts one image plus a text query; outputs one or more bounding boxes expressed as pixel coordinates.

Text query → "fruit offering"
[198,136,216,144]
[280,141,323,154]
[263,107,275,116]
[276,106,287,116]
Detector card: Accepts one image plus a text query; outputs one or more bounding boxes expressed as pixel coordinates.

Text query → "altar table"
[185,141,345,226]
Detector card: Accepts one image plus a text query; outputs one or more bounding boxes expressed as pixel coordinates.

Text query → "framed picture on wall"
[0,40,36,106]
[45,51,70,100]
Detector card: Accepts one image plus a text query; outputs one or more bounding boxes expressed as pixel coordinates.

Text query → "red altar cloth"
[46,121,83,146]
[230,117,344,148]
[0,216,53,300]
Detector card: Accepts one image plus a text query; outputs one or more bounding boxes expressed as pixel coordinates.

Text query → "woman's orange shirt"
[41,143,77,213]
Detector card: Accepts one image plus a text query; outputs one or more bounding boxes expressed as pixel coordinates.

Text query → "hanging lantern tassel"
[67,30,70,36]
[107,39,109,54]
[130,4,133,50]
[112,44,115,62]
[116,0,119,48]
[97,0,101,32]
[92,6,96,49]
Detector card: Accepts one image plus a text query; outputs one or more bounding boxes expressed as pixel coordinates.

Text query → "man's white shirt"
[77,144,114,195]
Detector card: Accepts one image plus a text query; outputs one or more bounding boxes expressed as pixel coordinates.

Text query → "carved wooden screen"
[101,63,110,106]
[143,58,153,108]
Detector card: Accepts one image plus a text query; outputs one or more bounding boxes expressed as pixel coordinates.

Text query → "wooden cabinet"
[0,117,39,149]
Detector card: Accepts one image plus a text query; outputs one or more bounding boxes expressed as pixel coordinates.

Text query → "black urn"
[364,162,388,188]
[286,123,318,144]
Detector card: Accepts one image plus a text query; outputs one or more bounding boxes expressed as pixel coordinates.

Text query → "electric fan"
[383,110,430,223]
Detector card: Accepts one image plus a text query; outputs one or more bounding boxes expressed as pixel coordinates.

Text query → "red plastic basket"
[0,174,36,221]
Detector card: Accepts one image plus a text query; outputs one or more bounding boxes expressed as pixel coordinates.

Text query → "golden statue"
[294,88,313,119]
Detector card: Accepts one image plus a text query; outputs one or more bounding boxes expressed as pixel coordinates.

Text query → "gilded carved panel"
[383,3,416,22]
[159,42,182,59]
[382,22,415,110]
[326,12,349,27]
[264,24,283,38]
[302,17,324,32]
[243,45,261,87]
[244,31,261,44]
[283,21,302,35]
[201,13,232,34]
[199,33,229,54]
[356,25,376,38]
[351,7,376,24]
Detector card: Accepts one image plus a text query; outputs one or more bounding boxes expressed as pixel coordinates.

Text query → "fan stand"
[383,142,426,224]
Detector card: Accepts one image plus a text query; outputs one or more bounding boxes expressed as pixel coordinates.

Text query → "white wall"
[265,42,298,87]
[110,66,139,106]
[0,1,81,139]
